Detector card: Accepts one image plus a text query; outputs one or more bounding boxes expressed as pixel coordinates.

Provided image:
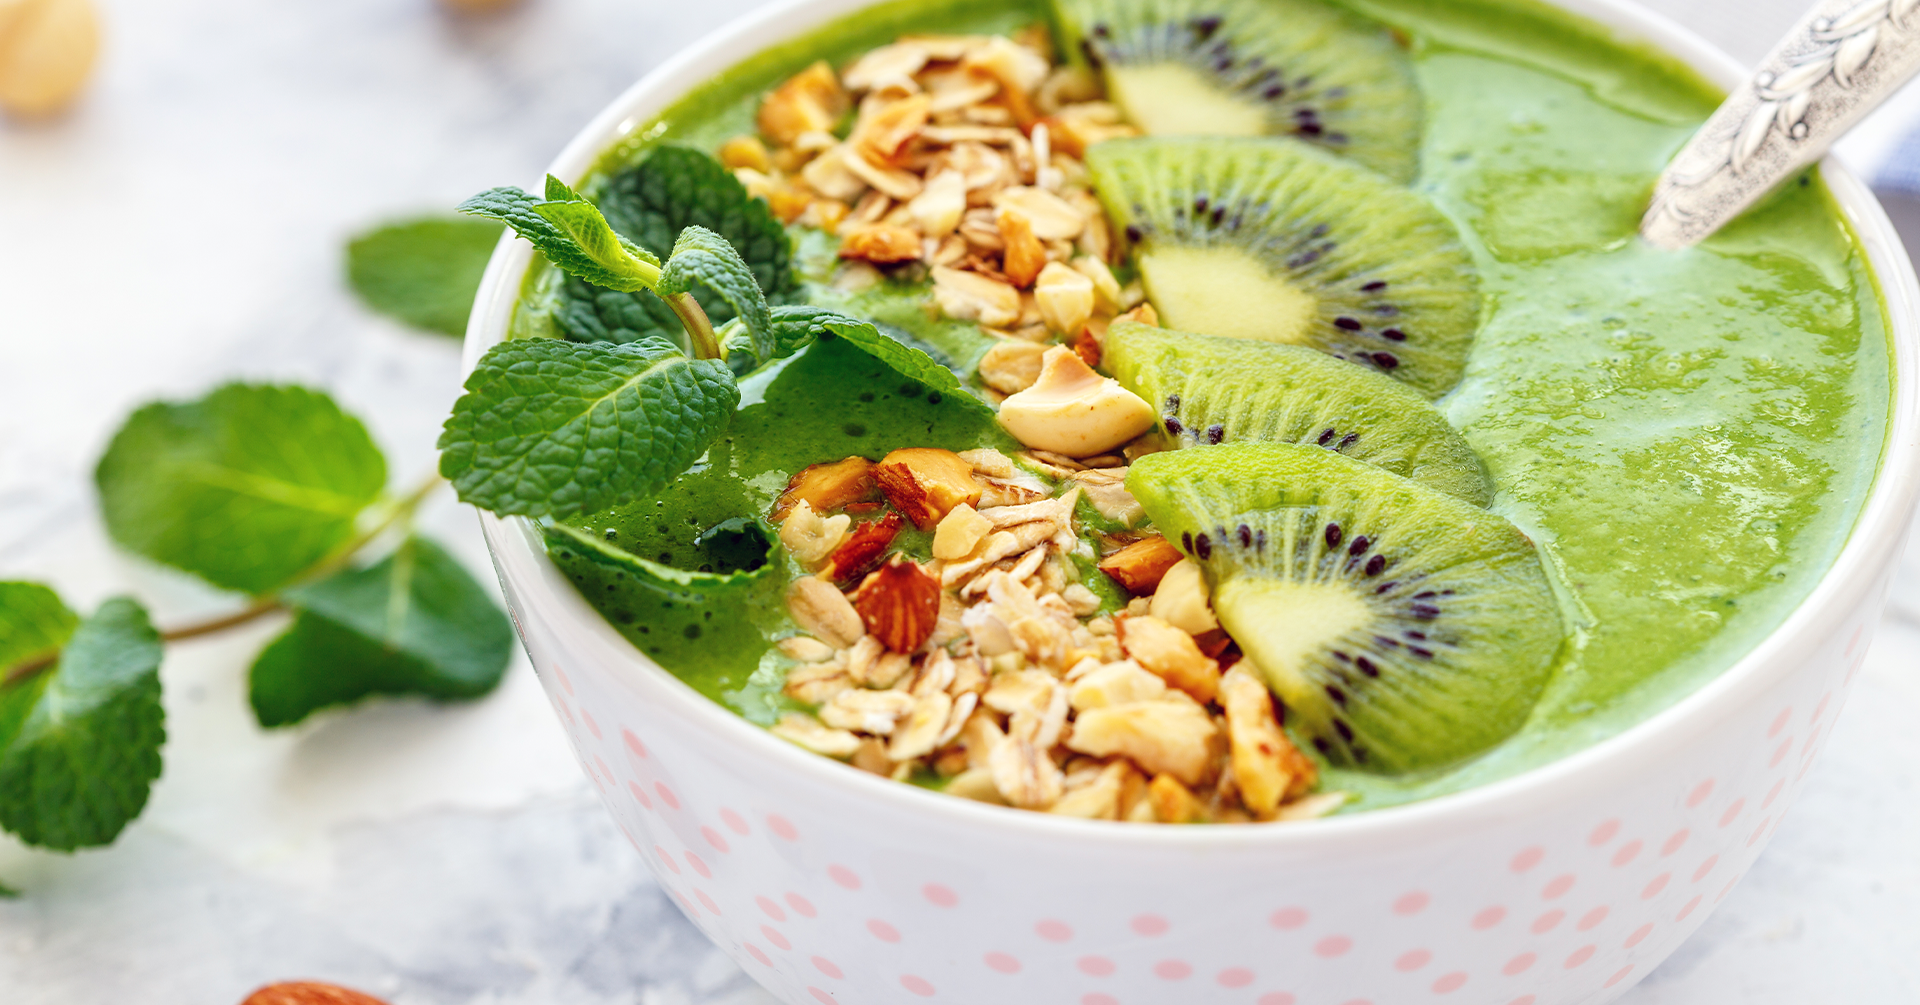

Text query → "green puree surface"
[529,0,1894,812]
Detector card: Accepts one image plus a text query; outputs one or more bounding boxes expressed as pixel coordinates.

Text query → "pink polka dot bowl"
[460,0,1920,1002]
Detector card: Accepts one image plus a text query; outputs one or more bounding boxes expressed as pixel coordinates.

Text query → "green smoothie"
[525,0,1891,811]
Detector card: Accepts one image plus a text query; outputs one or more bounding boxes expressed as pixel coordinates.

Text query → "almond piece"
[242,984,390,1005]
[1120,615,1221,704]
[1149,558,1219,635]
[1067,659,1168,710]
[758,61,849,146]
[786,577,865,649]
[823,510,906,586]
[851,556,942,653]
[997,346,1156,457]
[1035,260,1095,335]
[873,447,984,529]
[933,502,993,560]
[1220,667,1307,816]
[1099,536,1185,594]
[1066,699,1218,786]
[976,339,1048,394]
[854,91,931,164]
[839,223,924,263]
[1146,772,1207,823]
[772,456,877,521]
[997,207,1048,287]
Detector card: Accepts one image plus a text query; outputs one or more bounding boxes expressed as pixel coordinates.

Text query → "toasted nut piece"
[992,186,1084,240]
[1220,667,1308,816]
[786,577,865,648]
[906,168,968,237]
[1050,760,1129,819]
[843,145,924,200]
[771,712,863,758]
[241,983,390,1005]
[931,264,1021,327]
[1067,700,1218,786]
[777,635,836,662]
[851,557,942,653]
[961,35,1050,105]
[1147,773,1207,823]
[1122,615,1221,703]
[820,687,917,734]
[977,339,1047,394]
[1071,255,1124,311]
[1100,536,1185,594]
[798,197,852,234]
[933,502,993,560]
[945,766,1008,804]
[823,510,906,586]
[990,735,1063,809]
[887,690,953,761]
[1114,302,1159,327]
[1067,659,1168,710]
[1070,467,1144,526]
[0,0,98,118]
[839,223,923,263]
[800,145,868,202]
[1277,790,1347,821]
[719,134,773,172]
[780,499,854,570]
[997,347,1156,458]
[759,61,849,145]
[1062,583,1102,616]
[854,92,931,164]
[874,448,984,529]
[773,456,877,521]
[1034,261,1095,335]
[997,208,1048,287]
[1149,558,1219,634]
[842,41,932,91]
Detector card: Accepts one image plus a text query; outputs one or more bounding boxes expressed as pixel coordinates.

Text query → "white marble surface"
[0,0,1916,1002]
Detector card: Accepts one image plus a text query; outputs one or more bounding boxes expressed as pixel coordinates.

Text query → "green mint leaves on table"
[251,536,515,727]
[346,216,506,336]
[0,588,164,851]
[95,384,389,596]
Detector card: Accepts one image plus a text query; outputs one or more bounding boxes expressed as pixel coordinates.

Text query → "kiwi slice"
[1104,319,1492,506]
[1088,137,1481,398]
[1127,443,1562,773]
[1053,0,1422,180]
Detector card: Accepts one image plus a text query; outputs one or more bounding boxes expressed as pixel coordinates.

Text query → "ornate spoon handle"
[1642,0,1920,249]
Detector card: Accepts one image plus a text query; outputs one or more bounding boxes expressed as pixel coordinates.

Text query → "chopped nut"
[989,735,1063,809]
[992,186,1084,240]
[820,687,917,734]
[1121,615,1221,704]
[771,713,863,758]
[931,264,1021,327]
[1071,254,1124,310]
[777,635,836,663]
[800,145,868,202]
[1034,260,1095,335]
[780,499,854,570]
[1070,467,1144,526]
[1050,760,1129,819]
[997,347,1156,458]
[1066,699,1218,786]
[1147,772,1207,823]
[1099,536,1185,594]
[851,556,942,653]
[787,576,865,648]
[906,168,967,236]
[719,134,772,172]
[1149,558,1219,635]
[759,61,849,145]
[798,198,852,234]
[1220,667,1309,817]
[853,92,931,164]
[1114,302,1158,327]
[888,689,954,761]
[962,35,1050,102]
[874,447,984,529]
[839,222,924,263]
[997,207,1048,287]
[1067,659,1168,710]
[843,145,924,200]
[842,40,931,91]
[977,340,1047,394]
[822,510,905,586]
[772,456,877,521]
[945,766,1008,804]
[933,502,993,560]
[957,447,1016,478]
[783,659,852,704]
[1062,583,1102,616]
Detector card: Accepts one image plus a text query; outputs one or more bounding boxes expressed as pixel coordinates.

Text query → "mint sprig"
[346,216,506,337]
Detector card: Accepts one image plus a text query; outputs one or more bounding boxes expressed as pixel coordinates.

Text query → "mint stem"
[0,471,447,690]
[667,292,723,360]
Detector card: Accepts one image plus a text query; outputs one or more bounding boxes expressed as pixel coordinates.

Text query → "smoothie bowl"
[454,0,1920,1000]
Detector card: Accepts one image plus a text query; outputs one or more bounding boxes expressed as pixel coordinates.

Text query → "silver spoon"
[1642,0,1920,248]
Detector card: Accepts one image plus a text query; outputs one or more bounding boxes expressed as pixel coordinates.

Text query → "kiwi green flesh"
[1104,320,1493,506]
[1052,0,1422,181]
[1087,137,1481,398]
[1126,442,1564,774]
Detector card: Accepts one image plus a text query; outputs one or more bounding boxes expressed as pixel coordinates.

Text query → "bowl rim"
[463,0,1920,850]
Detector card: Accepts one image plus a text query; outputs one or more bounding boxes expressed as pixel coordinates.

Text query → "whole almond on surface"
[241,983,389,1005]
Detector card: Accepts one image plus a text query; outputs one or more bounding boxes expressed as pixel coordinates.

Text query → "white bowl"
[461,1,1920,1001]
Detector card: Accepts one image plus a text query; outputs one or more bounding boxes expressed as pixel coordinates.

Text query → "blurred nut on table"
[439,0,529,14]
[0,0,99,118]
[241,982,391,1005]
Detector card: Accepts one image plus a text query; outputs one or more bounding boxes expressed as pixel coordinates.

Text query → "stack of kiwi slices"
[1051,0,1423,181]
[1128,444,1564,773]
[1088,137,1481,398]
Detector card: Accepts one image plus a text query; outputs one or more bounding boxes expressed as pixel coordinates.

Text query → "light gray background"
[1,0,1916,1002]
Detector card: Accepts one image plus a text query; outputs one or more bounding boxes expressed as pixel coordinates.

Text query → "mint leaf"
[0,597,164,851]
[96,384,388,596]
[438,337,739,518]
[659,226,774,362]
[0,880,18,898]
[553,275,686,347]
[770,307,995,417]
[345,216,505,336]
[249,535,514,727]
[459,185,661,293]
[0,582,78,676]
[597,145,796,304]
